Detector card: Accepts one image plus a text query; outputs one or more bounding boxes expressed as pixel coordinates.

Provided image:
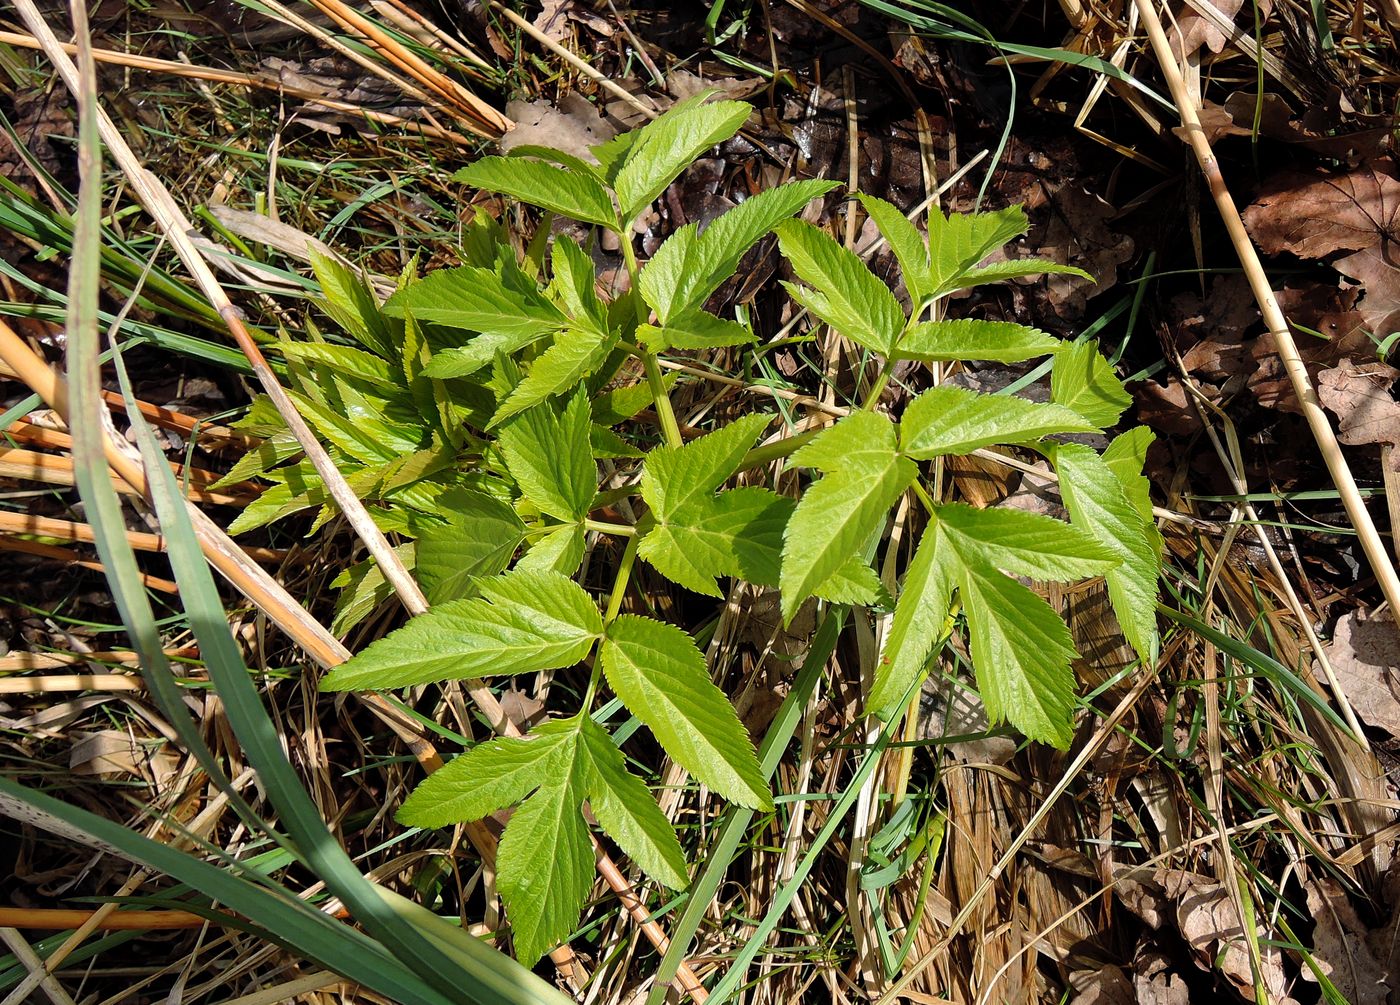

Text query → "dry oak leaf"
[1316,359,1400,466]
[1174,0,1249,58]
[1321,607,1400,737]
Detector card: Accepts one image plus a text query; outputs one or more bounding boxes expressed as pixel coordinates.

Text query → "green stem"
[619,230,684,449]
[603,531,641,624]
[738,428,820,470]
[861,360,891,410]
[584,517,635,537]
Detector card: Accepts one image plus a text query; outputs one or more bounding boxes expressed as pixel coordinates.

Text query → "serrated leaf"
[497,394,596,521]
[320,569,602,690]
[289,389,416,463]
[896,319,1064,363]
[453,157,617,228]
[600,615,770,809]
[926,204,1029,297]
[959,561,1078,748]
[641,179,839,323]
[898,385,1097,460]
[388,267,566,378]
[870,520,956,717]
[614,98,751,223]
[491,326,619,426]
[282,342,397,383]
[933,503,1118,581]
[398,729,572,829]
[399,714,687,965]
[948,259,1094,294]
[1050,340,1131,427]
[415,490,525,603]
[516,523,585,576]
[310,249,398,360]
[212,429,301,488]
[638,311,754,351]
[593,374,678,425]
[497,766,593,965]
[641,414,771,520]
[1052,442,1161,659]
[775,219,906,356]
[780,412,916,622]
[1101,426,1157,522]
[549,236,607,326]
[589,423,643,459]
[856,193,931,307]
[577,716,689,889]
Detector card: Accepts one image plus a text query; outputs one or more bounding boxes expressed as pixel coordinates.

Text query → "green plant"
[238,94,1163,966]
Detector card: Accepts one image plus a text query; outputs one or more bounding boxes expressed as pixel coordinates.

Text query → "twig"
[1132,0,1400,624]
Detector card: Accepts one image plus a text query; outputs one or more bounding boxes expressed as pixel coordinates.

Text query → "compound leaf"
[320,569,602,690]
[384,266,565,343]
[949,259,1094,294]
[640,413,771,520]
[638,311,754,352]
[899,385,1097,460]
[641,179,838,323]
[600,615,770,809]
[775,219,906,357]
[491,326,619,426]
[397,729,571,830]
[926,204,1029,297]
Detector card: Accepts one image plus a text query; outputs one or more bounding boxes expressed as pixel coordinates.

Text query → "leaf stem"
[603,531,641,624]
[861,361,891,410]
[585,517,635,537]
[618,230,684,449]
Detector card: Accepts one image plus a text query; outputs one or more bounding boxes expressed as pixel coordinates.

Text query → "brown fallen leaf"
[1322,608,1400,737]
[1316,359,1400,465]
[1133,946,1192,1005]
[1068,963,1135,1005]
[500,94,616,164]
[1159,869,1295,1002]
[1302,877,1388,1003]
[1174,0,1248,57]
[1243,167,1400,261]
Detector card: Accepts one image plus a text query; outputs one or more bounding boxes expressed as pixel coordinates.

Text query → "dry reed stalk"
[0,510,281,562]
[1132,0,1400,625]
[0,536,179,593]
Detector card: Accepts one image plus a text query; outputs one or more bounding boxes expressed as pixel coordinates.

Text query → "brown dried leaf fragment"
[1243,167,1400,260]
[1316,360,1400,465]
[1322,608,1400,737]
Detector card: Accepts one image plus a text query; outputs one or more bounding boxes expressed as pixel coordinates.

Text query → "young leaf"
[640,413,771,520]
[926,204,1030,297]
[399,715,688,965]
[780,412,916,623]
[452,158,618,228]
[856,193,932,307]
[638,311,754,352]
[415,490,525,604]
[933,503,1119,582]
[948,259,1094,294]
[491,326,619,425]
[614,98,752,223]
[641,179,839,323]
[1101,426,1157,521]
[600,615,770,809]
[896,319,1064,363]
[869,519,956,717]
[1051,442,1161,659]
[497,394,596,522]
[516,523,586,577]
[320,569,602,690]
[958,562,1078,749]
[1050,340,1131,427]
[282,342,398,384]
[899,385,1097,460]
[385,266,565,337]
[549,236,607,327]
[775,219,906,357]
[310,249,398,361]
[576,716,689,889]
